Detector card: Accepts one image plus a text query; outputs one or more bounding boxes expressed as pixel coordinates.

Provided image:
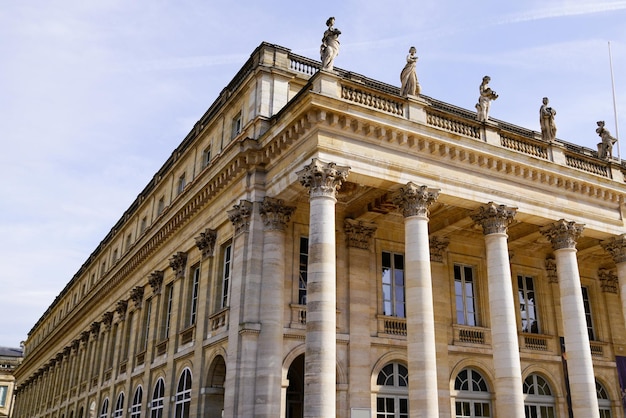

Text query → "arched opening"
[452,368,493,418]
[131,385,143,418]
[596,380,613,418]
[286,354,304,418]
[204,355,226,416]
[151,378,165,418]
[174,368,192,418]
[375,362,408,418]
[523,373,555,418]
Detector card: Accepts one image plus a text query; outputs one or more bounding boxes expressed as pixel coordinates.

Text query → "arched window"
[99,398,109,418]
[523,374,555,418]
[151,378,165,418]
[175,368,193,418]
[597,380,612,418]
[131,386,143,418]
[453,368,492,418]
[375,362,408,418]
[113,392,124,418]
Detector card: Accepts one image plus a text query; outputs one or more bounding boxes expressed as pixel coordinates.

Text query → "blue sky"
[1,0,626,347]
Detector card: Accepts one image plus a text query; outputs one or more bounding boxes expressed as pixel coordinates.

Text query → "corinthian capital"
[169,251,188,279]
[297,158,350,199]
[470,202,517,235]
[601,234,626,264]
[260,197,296,231]
[344,218,377,250]
[195,228,217,258]
[393,182,439,218]
[540,219,584,250]
[227,200,254,235]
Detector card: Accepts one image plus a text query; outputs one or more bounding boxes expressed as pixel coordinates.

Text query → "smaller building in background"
[0,346,24,418]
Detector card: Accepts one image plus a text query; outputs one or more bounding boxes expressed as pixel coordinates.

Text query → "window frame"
[130,386,143,418]
[517,274,539,334]
[381,251,406,318]
[112,392,124,418]
[452,368,493,418]
[174,368,193,418]
[454,263,478,326]
[150,378,165,418]
[375,362,409,418]
[220,243,232,309]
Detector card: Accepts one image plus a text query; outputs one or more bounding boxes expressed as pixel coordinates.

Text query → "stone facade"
[1,346,23,417]
[12,42,626,418]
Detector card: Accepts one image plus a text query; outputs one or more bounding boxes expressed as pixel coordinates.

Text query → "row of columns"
[16,157,626,418]
[292,158,614,418]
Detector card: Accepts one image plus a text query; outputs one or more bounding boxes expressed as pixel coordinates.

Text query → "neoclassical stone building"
[12,42,626,418]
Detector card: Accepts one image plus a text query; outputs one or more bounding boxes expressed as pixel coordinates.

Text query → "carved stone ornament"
[227,200,254,235]
[545,257,558,283]
[297,158,350,199]
[130,286,145,309]
[430,236,450,263]
[470,202,517,235]
[169,251,188,279]
[601,234,626,264]
[195,228,218,258]
[260,197,296,231]
[598,268,618,294]
[80,331,90,346]
[540,219,584,251]
[344,218,377,250]
[90,321,101,336]
[101,312,114,330]
[149,270,164,294]
[393,182,440,218]
[115,300,128,321]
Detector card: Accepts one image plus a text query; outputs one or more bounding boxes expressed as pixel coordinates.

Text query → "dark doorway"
[286,354,304,418]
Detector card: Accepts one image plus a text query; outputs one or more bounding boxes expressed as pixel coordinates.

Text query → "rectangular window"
[299,237,309,305]
[100,261,106,278]
[454,264,477,326]
[123,311,133,360]
[202,146,211,168]
[231,111,242,139]
[112,248,118,263]
[188,265,200,326]
[141,299,152,351]
[382,251,405,318]
[221,244,232,308]
[581,286,595,341]
[140,217,147,234]
[162,284,174,339]
[0,385,7,407]
[107,324,118,369]
[157,197,165,216]
[177,173,186,195]
[125,233,132,252]
[518,275,539,333]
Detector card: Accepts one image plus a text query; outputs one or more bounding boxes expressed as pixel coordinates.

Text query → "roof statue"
[596,120,617,160]
[476,76,498,122]
[400,46,421,97]
[539,97,557,142]
[320,17,341,72]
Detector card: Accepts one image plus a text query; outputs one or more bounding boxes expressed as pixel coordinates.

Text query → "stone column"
[471,202,525,418]
[255,197,295,417]
[601,235,626,327]
[344,218,377,410]
[393,183,440,417]
[297,158,350,418]
[541,219,599,418]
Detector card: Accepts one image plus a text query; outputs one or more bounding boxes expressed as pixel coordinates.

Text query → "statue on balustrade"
[320,17,341,72]
[539,97,557,141]
[596,120,618,160]
[400,46,421,96]
[476,76,498,122]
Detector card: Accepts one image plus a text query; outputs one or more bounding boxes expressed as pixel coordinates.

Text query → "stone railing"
[135,350,146,367]
[289,304,307,329]
[426,110,481,140]
[453,324,491,346]
[501,135,550,159]
[289,54,320,76]
[155,339,168,357]
[179,325,195,346]
[565,152,610,178]
[209,308,229,331]
[377,315,407,337]
[590,340,610,359]
[520,333,560,355]
[341,85,404,116]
